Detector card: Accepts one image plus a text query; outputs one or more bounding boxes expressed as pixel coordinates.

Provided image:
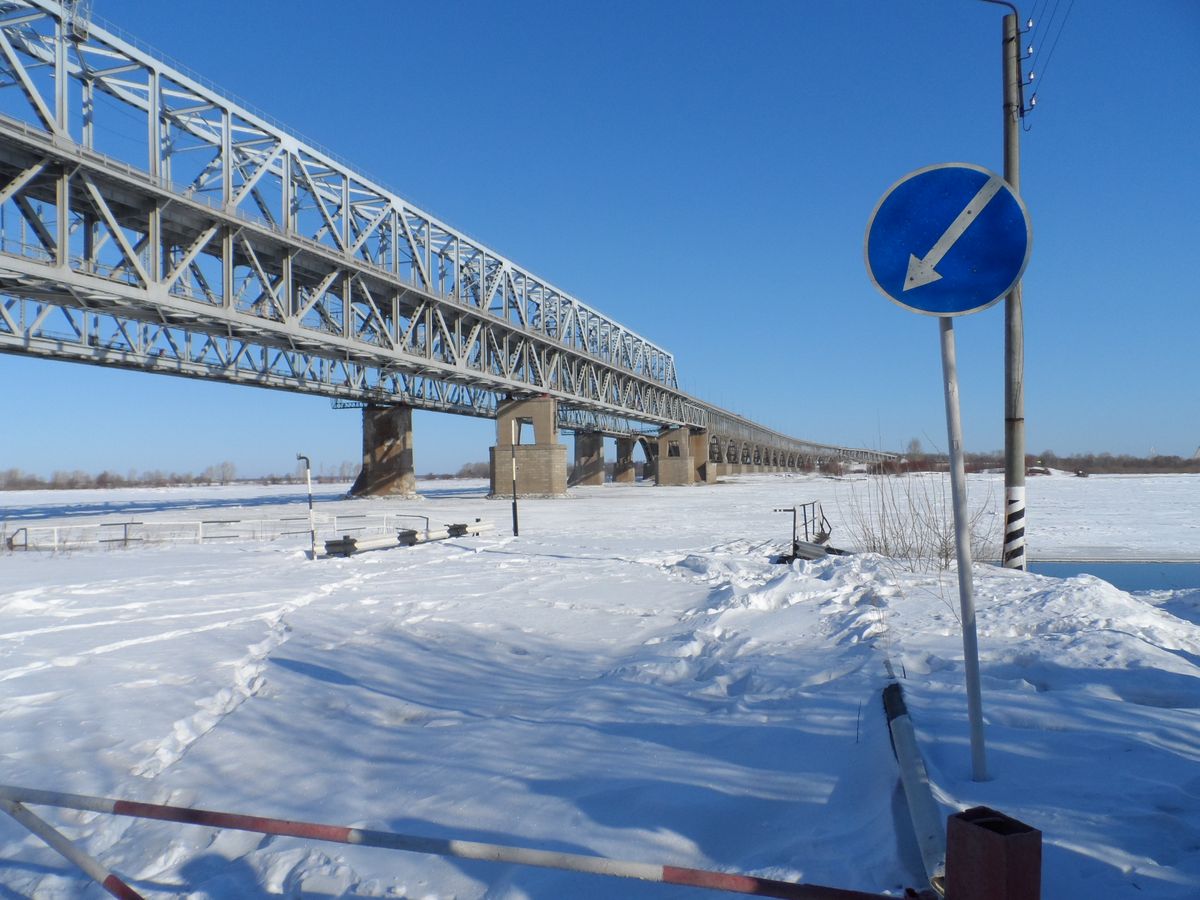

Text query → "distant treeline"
[4,451,1196,491]
[894,448,1200,475]
[0,460,360,491]
[1020,451,1200,475]
[420,462,491,480]
[0,460,495,490]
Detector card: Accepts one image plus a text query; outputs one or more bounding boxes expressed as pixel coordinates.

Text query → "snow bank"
[0,473,1196,898]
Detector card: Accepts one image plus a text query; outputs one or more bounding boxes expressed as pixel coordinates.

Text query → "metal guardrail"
[2,511,435,552]
[773,501,832,546]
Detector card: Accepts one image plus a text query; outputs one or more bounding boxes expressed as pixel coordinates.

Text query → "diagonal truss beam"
[0,0,891,464]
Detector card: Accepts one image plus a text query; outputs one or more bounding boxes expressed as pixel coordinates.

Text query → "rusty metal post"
[945,806,1041,900]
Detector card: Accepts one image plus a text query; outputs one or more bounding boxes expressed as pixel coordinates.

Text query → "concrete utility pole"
[991,4,1028,570]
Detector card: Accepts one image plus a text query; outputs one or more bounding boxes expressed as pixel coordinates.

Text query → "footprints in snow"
[125,581,350,780]
[130,626,280,778]
[608,550,896,700]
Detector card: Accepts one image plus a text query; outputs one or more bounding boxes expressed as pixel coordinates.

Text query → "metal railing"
[2,510,435,552]
[772,501,833,559]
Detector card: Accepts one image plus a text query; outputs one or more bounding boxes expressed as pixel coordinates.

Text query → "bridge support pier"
[613,438,637,483]
[690,431,715,484]
[570,433,605,486]
[489,397,567,498]
[656,426,695,486]
[350,404,417,497]
[643,439,658,481]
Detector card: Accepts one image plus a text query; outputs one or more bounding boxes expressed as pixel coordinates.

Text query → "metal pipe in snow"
[0,784,906,899]
[0,797,144,899]
[882,684,947,893]
[318,522,493,557]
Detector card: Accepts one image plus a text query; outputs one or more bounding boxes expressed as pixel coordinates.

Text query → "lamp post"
[510,420,519,537]
[296,453,316,559]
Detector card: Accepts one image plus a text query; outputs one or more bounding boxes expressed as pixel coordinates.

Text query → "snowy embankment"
[0,473,1197,898]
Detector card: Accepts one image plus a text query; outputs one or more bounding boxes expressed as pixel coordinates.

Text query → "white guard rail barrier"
[2,512,458,552]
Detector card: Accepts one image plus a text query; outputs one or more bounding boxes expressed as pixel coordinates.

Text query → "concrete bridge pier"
[613,437,637,483]
[641,438,658,481]
[656,426,695,486]
[691,430,715,483]
[489,397,567,497]
[350,404,417,497]
[570,432,605,486]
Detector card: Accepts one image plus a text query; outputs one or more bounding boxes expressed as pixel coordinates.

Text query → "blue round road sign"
[865,163,1031,316]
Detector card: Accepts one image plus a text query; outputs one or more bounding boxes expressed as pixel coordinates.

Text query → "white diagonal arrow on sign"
[904,175,1006,291]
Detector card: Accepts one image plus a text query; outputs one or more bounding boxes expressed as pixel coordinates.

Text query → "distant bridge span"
[0,1,891,494]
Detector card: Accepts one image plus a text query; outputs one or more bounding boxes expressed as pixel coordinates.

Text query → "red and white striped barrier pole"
[0,784,915,899]
[0,797,144,900]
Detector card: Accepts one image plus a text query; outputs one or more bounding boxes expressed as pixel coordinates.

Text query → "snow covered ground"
[0,472,1197,898]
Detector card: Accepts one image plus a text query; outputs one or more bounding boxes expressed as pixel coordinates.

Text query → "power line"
[1029,0,1062,75]
[1028,0,1077,108]
[1028,0,1051,40]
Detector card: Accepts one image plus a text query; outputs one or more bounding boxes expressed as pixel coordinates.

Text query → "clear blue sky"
[3,0,1197,477]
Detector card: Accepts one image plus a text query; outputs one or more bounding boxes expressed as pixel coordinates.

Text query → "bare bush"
[837,471,998,572]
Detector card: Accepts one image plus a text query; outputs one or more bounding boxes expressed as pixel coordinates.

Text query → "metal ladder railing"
[773,501,832,557]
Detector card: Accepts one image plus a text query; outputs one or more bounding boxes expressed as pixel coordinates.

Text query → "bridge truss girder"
[0,121,699,428]
[0,293,509,417]
[0,2,693,420]
[0,0,892,464]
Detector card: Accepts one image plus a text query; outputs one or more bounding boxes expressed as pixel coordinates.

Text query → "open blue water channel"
[1028,562,1200,593]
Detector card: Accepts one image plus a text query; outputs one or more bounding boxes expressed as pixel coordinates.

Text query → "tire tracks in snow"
[0,600,284,643]
[0,608,286,686]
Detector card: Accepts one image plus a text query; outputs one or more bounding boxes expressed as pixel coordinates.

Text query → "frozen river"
[1,472,1197,898]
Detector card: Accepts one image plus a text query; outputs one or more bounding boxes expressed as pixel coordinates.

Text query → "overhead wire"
[1027,0,1076,109]
[1021,0,1056,129]
[1027,0,1052,39]
[1026,0,1046,49]
[1028,0,1061,74]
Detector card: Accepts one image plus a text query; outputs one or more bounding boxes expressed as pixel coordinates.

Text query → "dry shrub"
[837,472,998,572]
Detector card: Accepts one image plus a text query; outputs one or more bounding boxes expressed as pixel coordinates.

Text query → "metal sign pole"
[866,161,1029,782]
[938,318,988,782]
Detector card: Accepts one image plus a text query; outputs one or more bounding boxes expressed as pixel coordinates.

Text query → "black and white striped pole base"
[1003,486,1026,569]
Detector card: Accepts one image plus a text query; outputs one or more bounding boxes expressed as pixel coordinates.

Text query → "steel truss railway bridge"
[0,0,892,496]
